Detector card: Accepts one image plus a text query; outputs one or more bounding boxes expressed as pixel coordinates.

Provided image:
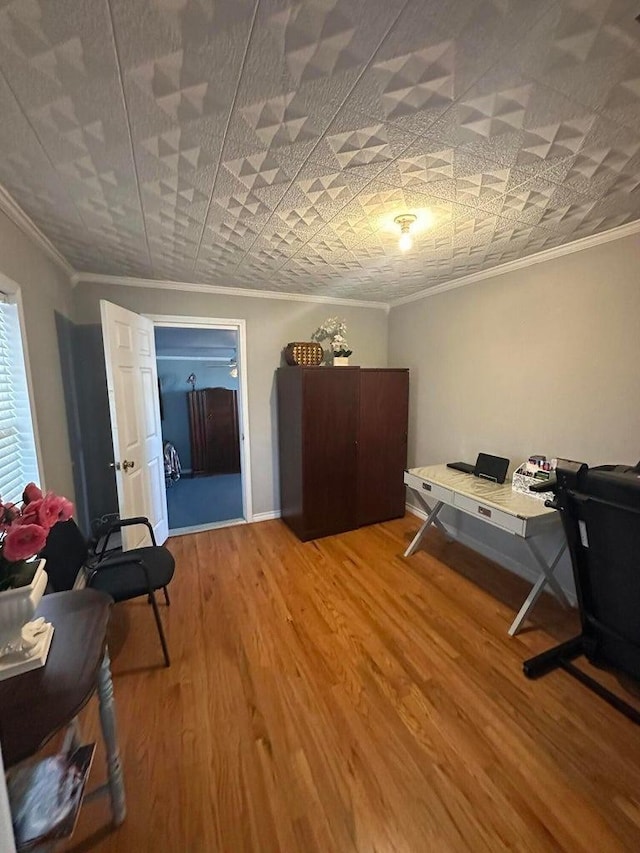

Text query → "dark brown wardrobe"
[276,367,409,541]
[188,387,241,476]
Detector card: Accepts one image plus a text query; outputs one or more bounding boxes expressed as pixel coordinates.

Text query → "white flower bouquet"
[311,317,353,357]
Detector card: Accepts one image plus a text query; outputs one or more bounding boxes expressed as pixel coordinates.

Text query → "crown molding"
[389,219,640,308]
[0,182,75,279]
[7,190,636,311]
[73,271,390,312]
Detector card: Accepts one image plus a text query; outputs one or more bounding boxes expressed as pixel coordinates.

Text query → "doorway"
[150,316,252,536]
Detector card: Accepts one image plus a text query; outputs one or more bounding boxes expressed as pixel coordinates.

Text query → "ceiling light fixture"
[394,214,417,252]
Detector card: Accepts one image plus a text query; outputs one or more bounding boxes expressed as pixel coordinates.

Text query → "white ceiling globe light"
[394,213,417,253]
[398,231,413,252]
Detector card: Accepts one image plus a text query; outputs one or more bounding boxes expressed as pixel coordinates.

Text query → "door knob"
[122,460,135,471]
[109,462,121,471]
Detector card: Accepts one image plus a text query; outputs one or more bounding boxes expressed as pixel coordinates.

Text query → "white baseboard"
[250,510,282,523]
[169,517,246,536]
[405,503,577,607]
[168,511,281,536]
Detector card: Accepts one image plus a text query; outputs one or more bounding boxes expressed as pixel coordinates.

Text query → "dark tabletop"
[0,589,112,768]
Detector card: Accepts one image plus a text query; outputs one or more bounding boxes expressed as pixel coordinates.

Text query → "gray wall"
[0,210,75,503]
[388,232,640,599]
[55,312,91,531]
[72,324,119,526]
[74,282,389,516]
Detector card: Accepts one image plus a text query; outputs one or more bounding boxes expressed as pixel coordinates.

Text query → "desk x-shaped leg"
[508,538,570,636]
[404,494,450,557]
[406,493,570,637]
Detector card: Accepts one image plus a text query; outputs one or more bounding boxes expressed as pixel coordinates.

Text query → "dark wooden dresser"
[276,366,409,540]
[188,387,241,476]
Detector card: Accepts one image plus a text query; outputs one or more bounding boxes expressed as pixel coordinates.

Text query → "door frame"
[146,314,253,524]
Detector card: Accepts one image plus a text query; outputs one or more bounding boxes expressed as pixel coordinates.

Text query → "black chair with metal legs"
[41,516,175,667]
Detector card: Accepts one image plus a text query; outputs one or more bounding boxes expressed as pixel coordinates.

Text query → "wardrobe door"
[188,388,241,475]
[302,368,359,539]
[188,390,207,476]
[207,388,241,474]
[357,369,409,526]
[277,368,304,538]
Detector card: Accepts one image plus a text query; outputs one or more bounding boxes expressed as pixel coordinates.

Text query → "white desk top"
[407,464,554,520]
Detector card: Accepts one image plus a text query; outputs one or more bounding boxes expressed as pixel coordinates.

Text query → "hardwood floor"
[64,516,640,852]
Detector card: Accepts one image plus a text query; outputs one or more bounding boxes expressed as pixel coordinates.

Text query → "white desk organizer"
[512,457,557,502]
[0,560,54,681]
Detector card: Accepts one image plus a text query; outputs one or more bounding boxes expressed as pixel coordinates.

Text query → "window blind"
[0,298,40,505]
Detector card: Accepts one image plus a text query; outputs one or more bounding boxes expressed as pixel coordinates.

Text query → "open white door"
[101,300,168,548]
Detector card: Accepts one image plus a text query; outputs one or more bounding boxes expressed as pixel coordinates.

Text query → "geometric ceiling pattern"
[0,0,638,303]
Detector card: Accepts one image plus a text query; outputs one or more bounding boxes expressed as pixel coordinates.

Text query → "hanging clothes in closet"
[163,441,182,487]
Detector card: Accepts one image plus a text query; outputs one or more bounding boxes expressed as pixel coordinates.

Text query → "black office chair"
[41,516,175,667]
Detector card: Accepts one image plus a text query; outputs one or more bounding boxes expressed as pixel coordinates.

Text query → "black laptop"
[447,453,510,484]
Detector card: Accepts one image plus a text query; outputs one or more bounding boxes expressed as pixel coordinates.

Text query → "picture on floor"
[155,326,244,533]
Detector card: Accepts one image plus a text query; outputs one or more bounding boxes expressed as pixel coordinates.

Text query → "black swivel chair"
[524,459,640,723]
[41,516,175,667]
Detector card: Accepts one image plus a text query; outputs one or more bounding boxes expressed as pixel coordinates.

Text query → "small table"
[404,465,570,635]
[0,589,126,826]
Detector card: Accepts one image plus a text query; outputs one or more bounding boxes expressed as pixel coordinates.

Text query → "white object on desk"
[0,561,54,681]
[0,622,54,682]
[404,465,570,635]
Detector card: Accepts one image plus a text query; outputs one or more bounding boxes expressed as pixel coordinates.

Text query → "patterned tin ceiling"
[0,0,639,302]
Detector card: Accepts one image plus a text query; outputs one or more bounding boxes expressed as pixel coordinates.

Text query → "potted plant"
[311,317,353,366]
[0,484,73,658]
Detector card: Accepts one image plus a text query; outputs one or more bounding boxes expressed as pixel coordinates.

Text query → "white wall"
[73,282,389,516]
[388,232,640,598]
[0,210,75,502]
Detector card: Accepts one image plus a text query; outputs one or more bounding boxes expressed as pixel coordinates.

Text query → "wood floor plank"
[63,517,640,852]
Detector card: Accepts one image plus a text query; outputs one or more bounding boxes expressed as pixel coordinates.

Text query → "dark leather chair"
[41,516,175,667]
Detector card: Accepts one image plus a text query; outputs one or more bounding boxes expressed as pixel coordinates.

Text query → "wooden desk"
[404,465,570,635]
[0,589,126,826]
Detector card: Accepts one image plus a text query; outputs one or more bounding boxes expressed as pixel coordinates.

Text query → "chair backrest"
[555,460,640,679]
[40,520,90,592]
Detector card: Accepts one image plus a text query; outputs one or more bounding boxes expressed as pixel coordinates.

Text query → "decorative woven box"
[283,341,324,366]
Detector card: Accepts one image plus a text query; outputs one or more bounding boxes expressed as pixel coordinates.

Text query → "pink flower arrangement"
[0,483,74,590]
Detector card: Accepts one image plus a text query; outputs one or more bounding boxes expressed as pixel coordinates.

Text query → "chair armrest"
[97,516,157,557]
[114,516,153,529]
[85,553,153,592]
